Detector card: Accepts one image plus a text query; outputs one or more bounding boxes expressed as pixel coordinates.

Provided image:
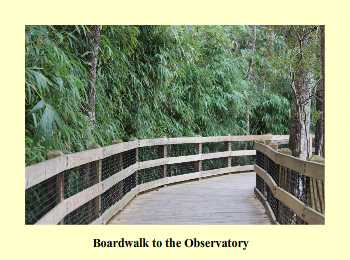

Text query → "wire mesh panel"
[139,145,164,161]
[167,162,197,176]
[63,197,99,224]
[231,155,256,166]
[122,173,137,195]
[167,143,198,157]
[122,149,136,168]
[279,166,310,204]
[202,157,228,171]
[137,166,164,184]
[267,157,279,185]
[266,185,279,220]
[256,175,265,196]
[256,151,264,168]
[64,161,98,198]
[101,181,124,214]
[25,175,59,224]
[102,153,122,180]
[278,201,306,224]
[202,142,227,153]
[231,141,255,151]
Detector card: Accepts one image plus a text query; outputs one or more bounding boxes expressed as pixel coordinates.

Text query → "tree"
[314,26,325,157]
[87,25,102,127]
[284,26,318,159]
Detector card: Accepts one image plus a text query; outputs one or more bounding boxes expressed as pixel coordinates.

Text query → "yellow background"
[0,0,348,259]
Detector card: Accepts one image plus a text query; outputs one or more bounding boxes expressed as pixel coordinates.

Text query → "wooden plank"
[66,147,103,169]
[65,182,103,217]
[35,201,67,225]
[254,142,277,162]
[25,134,282,189]
[302,205,325,224]
[102,164,138,192]
[305,162,325,181]
[102,141,138,158]
[138,158,166,170]
[254,187,278,224]
[138,137,168,147]
[102,187,139,224]
[138,178,168,193]
[275,187,305,218]
[254,165,278,195]
[202,165,254,178]
[255,142,324,180]
[25,155,68,189]
[108,173,271,224]
[167,154,201,165]
[254,164,324,224]
[166,172,201,184]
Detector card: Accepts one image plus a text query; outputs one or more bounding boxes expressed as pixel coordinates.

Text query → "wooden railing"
[25,134,290,225]
[254,142,325,224]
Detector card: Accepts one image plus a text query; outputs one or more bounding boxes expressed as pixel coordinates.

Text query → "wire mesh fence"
[202,142,227,153]
[101,181,124,214]
[137,166,164,184]
[63,197,99,224]
[25,175,59,224]
[231,141,255,151]
[255,146,324,224]
[123,172,137,195]
[231,155,256,166]
[122,149,137,168]
[102,153,123,180]
[167,161,197,176]
[167,143,198,157]
[26,137,287,224]
[139,145,164,161]
[63,161,99,198]
[202,157,228,171]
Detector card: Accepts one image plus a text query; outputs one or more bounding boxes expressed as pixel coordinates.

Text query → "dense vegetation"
[25,25,323,165]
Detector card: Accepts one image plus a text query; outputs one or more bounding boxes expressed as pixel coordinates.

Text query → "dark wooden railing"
[254,141,325,224]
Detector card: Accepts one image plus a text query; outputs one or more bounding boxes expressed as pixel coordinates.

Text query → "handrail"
[25,134,288,225]
[254,142,325,224]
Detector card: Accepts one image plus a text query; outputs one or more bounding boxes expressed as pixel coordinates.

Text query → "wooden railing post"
[47,150,65,224]
[197,139,202,179]
[226,139,232,167]
[88,144,102,218]
[163,141,168,178]
[129,137,139,190]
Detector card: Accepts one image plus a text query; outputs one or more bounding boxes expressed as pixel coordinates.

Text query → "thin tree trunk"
[289,66,312,160]
[315,26,325,157]
[88,25,101,127]
[246,25,257,81]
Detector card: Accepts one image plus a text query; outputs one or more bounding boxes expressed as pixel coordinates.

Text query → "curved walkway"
[108,172,271,224]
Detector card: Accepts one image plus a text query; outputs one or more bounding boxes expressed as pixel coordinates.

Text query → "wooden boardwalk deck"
[108,172,271,224]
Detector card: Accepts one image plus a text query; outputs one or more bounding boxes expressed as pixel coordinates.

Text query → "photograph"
[25,25,325,225]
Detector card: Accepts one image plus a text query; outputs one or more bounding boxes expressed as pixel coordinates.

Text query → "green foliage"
[25,25,321,165]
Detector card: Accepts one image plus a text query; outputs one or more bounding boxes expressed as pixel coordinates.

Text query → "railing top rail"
[25,134,288,189]
[254,142,324,181]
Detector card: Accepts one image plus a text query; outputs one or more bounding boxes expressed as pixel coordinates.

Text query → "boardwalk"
[108,172,271,224]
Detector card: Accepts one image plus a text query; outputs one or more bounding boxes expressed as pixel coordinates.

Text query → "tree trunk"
[289,65,312,160]
[246,25,257,81]
[88,25,101,127]
[314,26,325,157]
